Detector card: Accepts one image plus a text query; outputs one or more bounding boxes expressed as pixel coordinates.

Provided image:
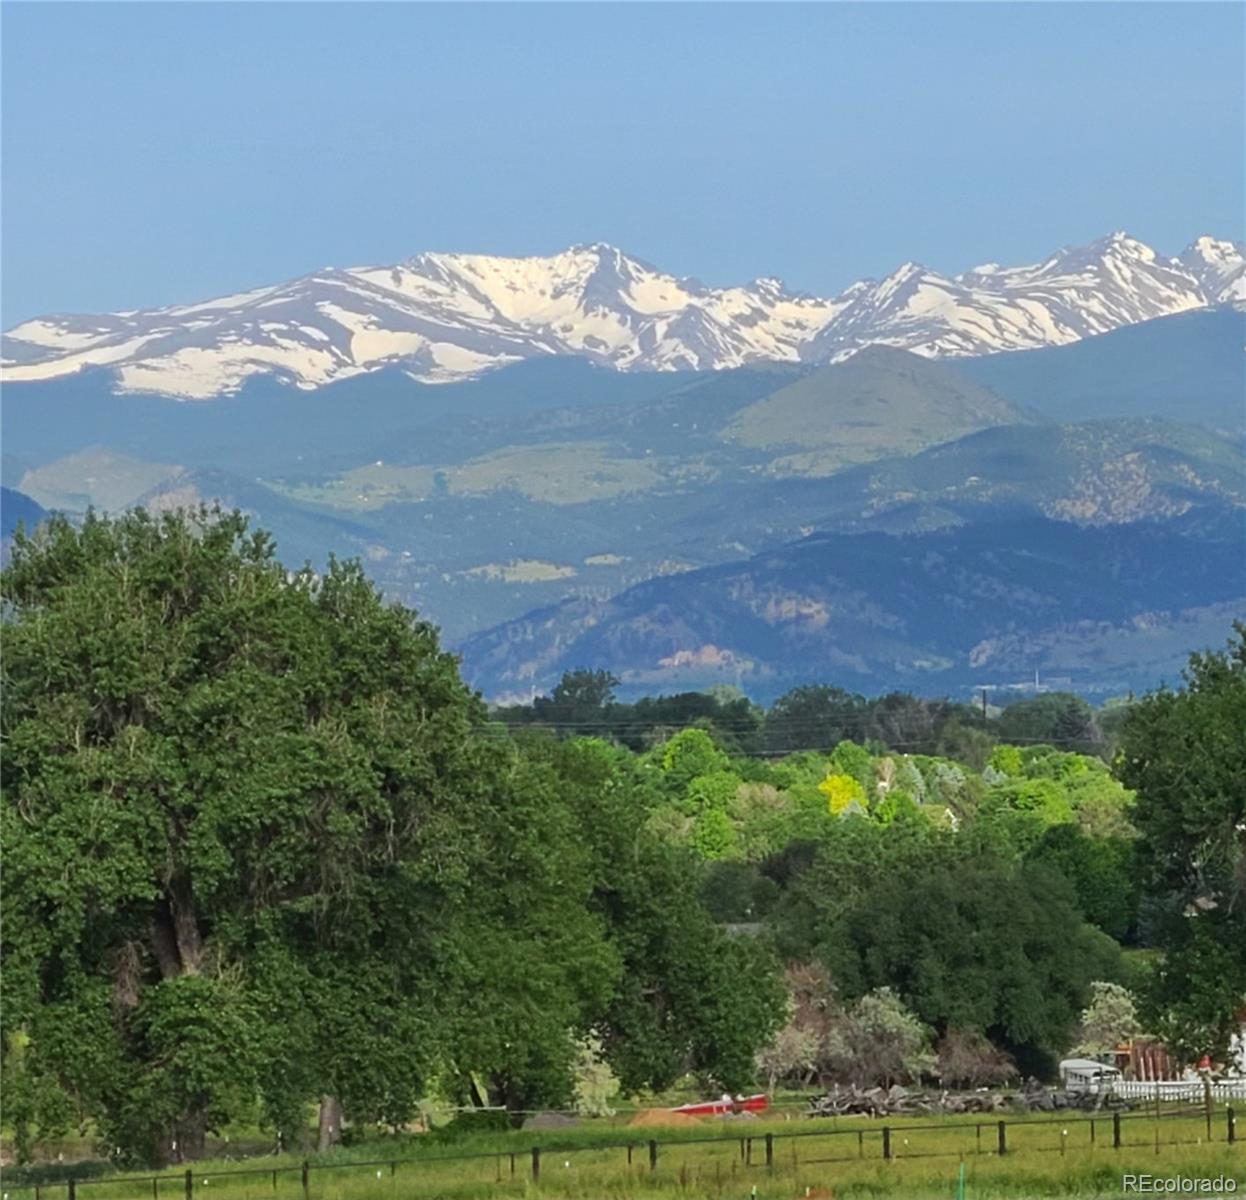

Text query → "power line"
[483,715,995,733]
[476,715,1101,737]
[473,721,1106,756]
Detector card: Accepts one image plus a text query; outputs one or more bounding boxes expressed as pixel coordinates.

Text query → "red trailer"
[671,1093,769,1117]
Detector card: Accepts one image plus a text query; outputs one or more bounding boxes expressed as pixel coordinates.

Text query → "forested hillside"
[462,515,1246,700]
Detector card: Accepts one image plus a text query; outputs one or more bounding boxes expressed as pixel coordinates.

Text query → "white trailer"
[1058,1058,1122,1094]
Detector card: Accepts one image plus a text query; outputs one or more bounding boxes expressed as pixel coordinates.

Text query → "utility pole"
[980,687,988,722]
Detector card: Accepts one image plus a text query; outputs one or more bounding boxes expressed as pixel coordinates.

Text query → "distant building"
[1115,1037,1176,1081]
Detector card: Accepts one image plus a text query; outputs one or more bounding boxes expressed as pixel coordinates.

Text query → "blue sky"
[2,2,1243,323]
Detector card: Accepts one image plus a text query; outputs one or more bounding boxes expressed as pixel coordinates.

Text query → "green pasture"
[5,1107,1241,1200]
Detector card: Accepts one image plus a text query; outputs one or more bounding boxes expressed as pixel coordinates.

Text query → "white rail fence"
[1108,1079,1246,1101]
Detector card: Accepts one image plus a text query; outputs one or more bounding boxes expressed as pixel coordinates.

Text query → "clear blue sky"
[2,2,1243,324]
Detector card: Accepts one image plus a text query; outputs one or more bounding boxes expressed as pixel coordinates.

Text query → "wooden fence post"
[531,1147,541,1182]
[67,1182,77,1200]
[301,1159,309,1200]
[185,1170,194,1200]
[997,1120,1007,1156]
[1113,1111,1122,1149]
[1228,1107,1236,1144]
[882,1126,891,1160]
[765,1133,774,1169]
[648,1139,658,1171]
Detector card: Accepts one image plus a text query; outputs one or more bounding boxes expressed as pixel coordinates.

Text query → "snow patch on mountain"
[3,232,1241,400]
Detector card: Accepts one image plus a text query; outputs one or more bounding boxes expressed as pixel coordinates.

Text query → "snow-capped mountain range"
[3,232,1243,401]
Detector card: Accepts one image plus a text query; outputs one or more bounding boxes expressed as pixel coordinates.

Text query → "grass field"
[4,1107,1241,1200]
[276,443,666,511]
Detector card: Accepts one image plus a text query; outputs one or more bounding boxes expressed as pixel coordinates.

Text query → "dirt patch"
[627,1108,703,1128]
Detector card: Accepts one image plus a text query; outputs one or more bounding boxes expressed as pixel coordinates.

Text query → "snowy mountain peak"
[1187,234,1242,261]
[1178,235,1246,304]
[1102,229,1148,248]
[2,231,1238,400]
[1106,231,1157,260]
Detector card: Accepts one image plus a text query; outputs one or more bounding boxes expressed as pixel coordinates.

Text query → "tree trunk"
[151,876,204,980]
[318,1095,344,1151]
[172,1109,208,1163]
[147,879,210,1164]
[168,875,204,976]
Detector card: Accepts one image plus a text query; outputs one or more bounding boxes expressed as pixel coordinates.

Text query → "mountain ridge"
[457,513,1246,702]
[4,230,1241,400]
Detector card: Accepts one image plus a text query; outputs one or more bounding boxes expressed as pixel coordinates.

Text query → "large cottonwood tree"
[0,510,606,1163]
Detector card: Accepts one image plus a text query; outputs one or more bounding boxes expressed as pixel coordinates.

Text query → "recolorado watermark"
[1122,1176,1240,1194]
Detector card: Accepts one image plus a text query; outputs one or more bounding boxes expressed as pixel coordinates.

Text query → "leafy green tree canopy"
[997,693,1104,757]
[1117,625,1246,1060]
[781,831,1122,1072]
[3,510,496,1161]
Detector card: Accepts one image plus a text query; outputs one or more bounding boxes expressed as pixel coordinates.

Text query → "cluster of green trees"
[574,724,1136,1078]
[3,509,1242,1170]
[496,670,1122,763]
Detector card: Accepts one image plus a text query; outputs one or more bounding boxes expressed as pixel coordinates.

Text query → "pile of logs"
[808,1082,1133,1118]
[808,1085,1009,1118]
[1014,1079,1131,1113]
